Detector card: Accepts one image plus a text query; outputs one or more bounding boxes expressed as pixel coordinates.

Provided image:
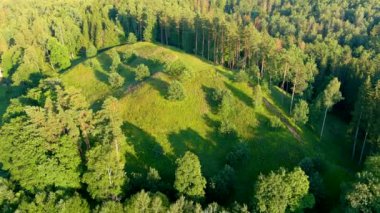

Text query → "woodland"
[0,0,380,212]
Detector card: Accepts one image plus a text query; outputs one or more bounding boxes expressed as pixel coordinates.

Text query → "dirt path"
[263,97,302,142]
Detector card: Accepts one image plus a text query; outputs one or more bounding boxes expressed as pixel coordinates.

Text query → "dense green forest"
[0,0,380,212]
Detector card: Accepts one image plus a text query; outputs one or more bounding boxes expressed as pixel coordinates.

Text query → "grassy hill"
[62,42,355,206]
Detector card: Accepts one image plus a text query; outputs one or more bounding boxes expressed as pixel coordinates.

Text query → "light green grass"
[62,42,355,206]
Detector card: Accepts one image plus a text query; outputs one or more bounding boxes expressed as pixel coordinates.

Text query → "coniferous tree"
[174,152,206,200]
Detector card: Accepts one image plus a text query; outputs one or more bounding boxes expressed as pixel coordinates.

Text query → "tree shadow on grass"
[168,128,224,176]
[97,52,113,72]
[224,82,253,107]
[94,69,109,85]
[147,77,169,98]
[121,121,173,181]
[216,67,235,80]
[201,85,219,114]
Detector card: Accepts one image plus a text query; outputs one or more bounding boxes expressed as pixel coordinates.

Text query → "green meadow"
[62,42,355,206]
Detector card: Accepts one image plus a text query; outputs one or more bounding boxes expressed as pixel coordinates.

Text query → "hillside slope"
[62,42,354,205]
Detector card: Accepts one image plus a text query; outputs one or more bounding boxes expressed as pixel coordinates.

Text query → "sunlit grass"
[61,42,355,205]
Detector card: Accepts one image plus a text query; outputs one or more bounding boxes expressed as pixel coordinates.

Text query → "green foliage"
[254,167,315,213]
[125,190,168,212]
[83,97,128,200]
[168,196,202,213]
[121,51,137,64]
[0,177,20,212]
[234,70,249,83]
[267,116,285,129]
[18,191,89,213]
[0,79,88,192]
[343,172,380,212]
[108,72,125,89]
[47,37,71,70]
[317,77,344,110]
[208,165,236,202]
[96,201,124,213]
[135,64,150,81]
[174,152,206,200]
[226,143,250,168]
[110,50,121,72]
[167,80,185,101]
[127,33,138,44]
[292,100,309,124]
[164,60,191,80]
[86,44,98,58]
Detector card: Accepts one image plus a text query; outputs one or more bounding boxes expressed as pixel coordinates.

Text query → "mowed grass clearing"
[62,42,355,205]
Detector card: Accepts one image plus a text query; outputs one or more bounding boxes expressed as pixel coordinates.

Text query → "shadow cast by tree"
[224,82,253,107]
[121,121,174,194]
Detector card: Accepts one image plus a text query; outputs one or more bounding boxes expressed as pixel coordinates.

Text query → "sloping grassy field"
[61,42,355,206]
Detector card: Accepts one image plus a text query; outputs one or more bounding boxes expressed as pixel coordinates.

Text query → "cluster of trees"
[0,79,314,211]
[1,0,380,211]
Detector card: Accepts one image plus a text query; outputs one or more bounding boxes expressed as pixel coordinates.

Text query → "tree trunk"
[281,63,288,89]
[320,107,328,139]
[352,110,362,160]
[359,128,369,164]
[290,80,296,113]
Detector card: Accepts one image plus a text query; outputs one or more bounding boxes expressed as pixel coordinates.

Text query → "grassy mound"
[62,42,355,205]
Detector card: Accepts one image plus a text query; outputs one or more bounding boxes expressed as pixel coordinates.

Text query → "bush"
[267,116,285,129]
[135,64,150,81]
[164,60,191,80]
[86,44,97,58]
[127,33,137,44]
[211,88,230,106]
[234,70,249,83]
[121,51,137,64]
[108,72,124,89]
[292,100,309,124]
[167,81,185,101]
[219,118,236,136]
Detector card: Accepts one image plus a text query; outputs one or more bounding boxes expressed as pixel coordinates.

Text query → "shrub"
[108,72,124,89]
[167,81,185,101]
[234,70,249,83]
[292,100,309,124]
[86,44,97,58]
[267,116,285,129]
[127,33,137,44]
[164,60,191,80]
[135,64,150,81]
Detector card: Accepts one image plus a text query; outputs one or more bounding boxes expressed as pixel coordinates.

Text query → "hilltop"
[62,42,354,205]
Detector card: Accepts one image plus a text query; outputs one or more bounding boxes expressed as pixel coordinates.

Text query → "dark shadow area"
[97,52,113,72]
[0,73,44,123]
[224,82,253,107]
[216,67,234,80]
[147,77,169,97]
[94,69,109,85]
[121,121,174,190]
[167,128,226,176]
[201,85,219,114]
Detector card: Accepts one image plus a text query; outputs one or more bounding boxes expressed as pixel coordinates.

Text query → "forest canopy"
[0,0,380,212]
